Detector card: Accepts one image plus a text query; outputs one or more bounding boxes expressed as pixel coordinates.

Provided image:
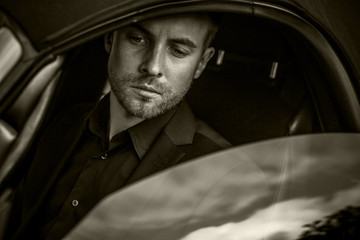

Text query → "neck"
[109,91,143,141]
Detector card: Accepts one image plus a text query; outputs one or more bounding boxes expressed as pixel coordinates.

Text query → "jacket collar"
[163,100,197,146]
[125,100,197,185]
[128,108,177,159]
[86,94,188,159]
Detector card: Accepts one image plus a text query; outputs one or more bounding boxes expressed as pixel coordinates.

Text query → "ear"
[194,47,215,79]
[104,32,114,53]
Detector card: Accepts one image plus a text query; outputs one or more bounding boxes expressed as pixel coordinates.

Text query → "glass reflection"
[65,134,360,240]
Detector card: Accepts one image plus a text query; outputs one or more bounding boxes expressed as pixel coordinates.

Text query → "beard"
[108,67,192,119]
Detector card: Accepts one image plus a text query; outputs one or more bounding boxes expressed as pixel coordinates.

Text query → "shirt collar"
[86,93,178,159]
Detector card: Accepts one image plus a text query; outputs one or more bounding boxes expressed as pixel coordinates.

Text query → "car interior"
[0,12,352,192]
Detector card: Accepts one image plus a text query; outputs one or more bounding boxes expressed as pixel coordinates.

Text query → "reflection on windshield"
[65,134,360,240]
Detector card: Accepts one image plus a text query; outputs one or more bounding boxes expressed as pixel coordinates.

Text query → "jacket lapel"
[125,133,185,185]
[126,101,197,185]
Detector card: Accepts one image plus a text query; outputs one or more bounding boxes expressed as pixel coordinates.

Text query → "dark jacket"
[7,100,231,240]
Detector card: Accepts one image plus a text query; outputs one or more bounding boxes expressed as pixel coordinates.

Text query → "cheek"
[108,49,122,74]
[165,57,200,88]
[111,43,140,73]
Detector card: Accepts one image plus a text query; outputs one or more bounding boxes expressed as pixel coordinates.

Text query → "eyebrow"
[129,23,198,49]
[130,23,151,36]
[170,38,198,49]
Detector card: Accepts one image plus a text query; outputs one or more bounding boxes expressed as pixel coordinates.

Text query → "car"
[0,0,359,239]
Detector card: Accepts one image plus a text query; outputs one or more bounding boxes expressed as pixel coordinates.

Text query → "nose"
[140,46,163,78]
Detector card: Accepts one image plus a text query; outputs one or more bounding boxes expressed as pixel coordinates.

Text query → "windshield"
[65,133,360,240]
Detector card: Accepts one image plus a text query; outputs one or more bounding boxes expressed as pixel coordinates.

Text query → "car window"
[0,27,22,84]
[34,12,358,147]
[64,133,360,240]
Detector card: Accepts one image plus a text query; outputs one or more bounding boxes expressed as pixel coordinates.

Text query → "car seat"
[187,14,316,145]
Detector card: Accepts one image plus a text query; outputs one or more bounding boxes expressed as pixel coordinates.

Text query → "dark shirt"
[34,95,177,239]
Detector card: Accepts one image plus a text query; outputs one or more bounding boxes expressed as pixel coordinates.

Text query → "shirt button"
[72,200,79,207]
[101,153,107,160]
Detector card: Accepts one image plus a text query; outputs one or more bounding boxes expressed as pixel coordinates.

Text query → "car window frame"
[42,1,360,132]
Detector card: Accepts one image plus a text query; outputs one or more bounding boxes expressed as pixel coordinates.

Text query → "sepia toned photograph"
[0,0,359,239]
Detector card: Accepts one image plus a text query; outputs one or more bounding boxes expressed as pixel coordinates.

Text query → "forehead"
[136,14,211,44]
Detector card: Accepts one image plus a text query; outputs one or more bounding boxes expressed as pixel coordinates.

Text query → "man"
[5,13,230,240]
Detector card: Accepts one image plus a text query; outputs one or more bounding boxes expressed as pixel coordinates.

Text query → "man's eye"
[170,47,189,58]
[129,35,147,45]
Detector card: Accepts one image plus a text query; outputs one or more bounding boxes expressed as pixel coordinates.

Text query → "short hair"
[121,12,221,50]
[158,12,221,49]
[202,12,222,49]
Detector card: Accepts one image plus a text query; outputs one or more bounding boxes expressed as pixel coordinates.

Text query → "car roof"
[1,0,359,78]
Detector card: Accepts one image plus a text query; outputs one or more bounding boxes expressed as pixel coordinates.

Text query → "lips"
[133,85,161,94]
[131,84,162,99]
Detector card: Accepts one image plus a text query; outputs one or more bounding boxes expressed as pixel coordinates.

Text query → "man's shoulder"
[167,101,231,162]
[40,102,95,143]
[195,119,232,149]
[164,100,231,148]
[57,103,94,123]
[178,119,231,162]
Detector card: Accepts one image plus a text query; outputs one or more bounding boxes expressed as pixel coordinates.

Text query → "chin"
[123,99,164,119]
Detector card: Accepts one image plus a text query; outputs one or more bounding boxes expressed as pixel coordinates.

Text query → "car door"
[0,11,65,237]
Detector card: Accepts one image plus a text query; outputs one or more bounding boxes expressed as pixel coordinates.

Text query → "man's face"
[106,14,215,119]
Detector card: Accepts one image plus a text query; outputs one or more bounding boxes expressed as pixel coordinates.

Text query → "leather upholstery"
[289,97,314,135]
[0,120,17,165]
[0,56,63,183]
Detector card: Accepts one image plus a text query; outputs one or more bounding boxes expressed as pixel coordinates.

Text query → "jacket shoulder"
[179,119,232,162]
[196,119,232,149]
